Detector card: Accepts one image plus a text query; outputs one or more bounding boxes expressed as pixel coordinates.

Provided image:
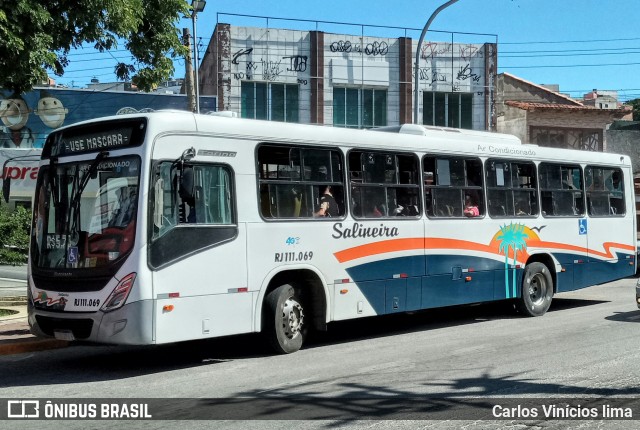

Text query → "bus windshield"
[33,155,140,270]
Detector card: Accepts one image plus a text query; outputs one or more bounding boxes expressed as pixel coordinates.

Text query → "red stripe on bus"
[334,237,634,264]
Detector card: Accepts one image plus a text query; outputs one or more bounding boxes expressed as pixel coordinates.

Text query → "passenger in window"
[563,172,577,190]
[609,171,624,214]
[394,196,419,216]
[610,171,623,193]
[515,199,530,216]
[393,204,405,216]
[373,205,385,217]
[313,165,328,182]
[314,185,339,217]
[588,171,604,191]
[463,194,480,217]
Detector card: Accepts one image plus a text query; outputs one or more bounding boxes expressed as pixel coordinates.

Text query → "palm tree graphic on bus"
[496,223,533,298]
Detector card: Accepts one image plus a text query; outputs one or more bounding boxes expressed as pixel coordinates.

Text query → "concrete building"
[199,23,497,130]
[496,73,627,151]
[582,89,619,110]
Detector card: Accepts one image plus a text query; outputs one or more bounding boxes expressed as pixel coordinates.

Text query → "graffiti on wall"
[231,47,306,83]
[228,30,394,90]
[284,56,308,72]
[415,41,490,93]
[329,40,389,56]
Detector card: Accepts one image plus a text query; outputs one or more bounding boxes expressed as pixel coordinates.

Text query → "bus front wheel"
[264,284,305,354]
[516,262,553,317]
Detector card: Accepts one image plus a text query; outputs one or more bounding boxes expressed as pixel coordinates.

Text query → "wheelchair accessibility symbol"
[578,219,588,235]
[67,247,79,264]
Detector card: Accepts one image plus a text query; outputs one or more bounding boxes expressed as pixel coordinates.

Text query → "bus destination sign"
[62,128,132,154]
[46,118,147,158]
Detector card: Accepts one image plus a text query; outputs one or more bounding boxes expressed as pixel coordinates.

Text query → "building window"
[423,92,473,129]
[530,127,602,151]
[333,88,387,128]
[241,82,299,122]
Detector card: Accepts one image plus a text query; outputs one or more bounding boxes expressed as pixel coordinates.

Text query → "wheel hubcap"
[529,273,547,305]
[281,297,304,340]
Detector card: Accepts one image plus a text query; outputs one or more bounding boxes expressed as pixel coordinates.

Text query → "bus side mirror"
[179,167,195,204]
[153,179,164,228]
[2,178,10,203]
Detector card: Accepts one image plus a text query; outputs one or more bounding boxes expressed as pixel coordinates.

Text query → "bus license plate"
[53,330,75,341]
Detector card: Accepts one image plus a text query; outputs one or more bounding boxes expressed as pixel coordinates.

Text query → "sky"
[55,0,640,102]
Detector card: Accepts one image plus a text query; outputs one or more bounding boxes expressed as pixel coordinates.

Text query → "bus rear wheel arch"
[516,261,554,317]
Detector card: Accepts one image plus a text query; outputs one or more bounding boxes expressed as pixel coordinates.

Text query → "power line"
[502,62,640,69]
[500,37,640,45]
[502,48,640,57]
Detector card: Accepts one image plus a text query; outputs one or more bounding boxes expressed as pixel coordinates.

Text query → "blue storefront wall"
[0,87,216,149]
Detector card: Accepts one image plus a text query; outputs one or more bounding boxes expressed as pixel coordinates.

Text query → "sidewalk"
[0,265,69,355]
[0,307,68,355]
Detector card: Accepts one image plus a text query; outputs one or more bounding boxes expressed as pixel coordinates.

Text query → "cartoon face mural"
[35,90,68,128]
[0,95,30,130]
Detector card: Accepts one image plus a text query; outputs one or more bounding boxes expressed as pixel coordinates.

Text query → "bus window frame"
[538,162,585,218]
[255,143,347,222]
[148,160,239,270]
[423,154,485,220]
[585,165,626,218]
[485,158,538,219]
[347,148,422,220]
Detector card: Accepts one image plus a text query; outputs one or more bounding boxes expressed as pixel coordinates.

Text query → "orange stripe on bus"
[334,238,424,263]
[334,237,635,264]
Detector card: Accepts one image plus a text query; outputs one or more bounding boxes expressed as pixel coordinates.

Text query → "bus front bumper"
[28,299,154,345]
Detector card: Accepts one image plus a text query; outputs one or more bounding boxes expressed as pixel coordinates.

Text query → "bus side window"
[257,144,345,220]
[351,151,420,219]
[586,166,624,217]
[539,163,584,218]
[424,155,483,219]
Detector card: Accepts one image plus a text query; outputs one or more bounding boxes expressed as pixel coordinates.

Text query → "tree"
[0,205,31,265]
[0,0,190,93]
[625,99,640,121]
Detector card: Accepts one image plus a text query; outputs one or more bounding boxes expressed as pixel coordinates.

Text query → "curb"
[0,305,69,355]
[0,338,69,355]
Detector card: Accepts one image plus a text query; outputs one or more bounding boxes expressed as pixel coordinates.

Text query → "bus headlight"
[101,273,136,312]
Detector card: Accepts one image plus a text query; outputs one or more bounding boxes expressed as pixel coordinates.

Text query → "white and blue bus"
[22,112,636,353]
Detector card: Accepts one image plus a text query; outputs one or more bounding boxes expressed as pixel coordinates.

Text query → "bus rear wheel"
[264,284,305,354]
[516,262,553,317]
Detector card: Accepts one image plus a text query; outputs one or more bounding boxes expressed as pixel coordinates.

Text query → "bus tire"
[264,284,305,354]
[516,262,553,317]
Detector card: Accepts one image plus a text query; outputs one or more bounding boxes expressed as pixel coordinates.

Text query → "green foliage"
[0,0,190,93]
[625,99,640,121]
[0,205,31,265]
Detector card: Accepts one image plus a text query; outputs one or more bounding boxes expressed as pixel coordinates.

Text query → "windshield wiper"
[62,151,109,267]
[72,151,109,211]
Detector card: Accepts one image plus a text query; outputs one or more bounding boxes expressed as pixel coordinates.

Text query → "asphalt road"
[1,277,640,430]
[0,265,27,298]
[0,265,27,281]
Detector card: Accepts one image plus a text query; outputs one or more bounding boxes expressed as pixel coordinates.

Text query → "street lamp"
[413,0,460,124]
[191,0,206,114]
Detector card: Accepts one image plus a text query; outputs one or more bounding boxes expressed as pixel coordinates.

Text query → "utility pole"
[414,0,460,124]
[183,28,196,113]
